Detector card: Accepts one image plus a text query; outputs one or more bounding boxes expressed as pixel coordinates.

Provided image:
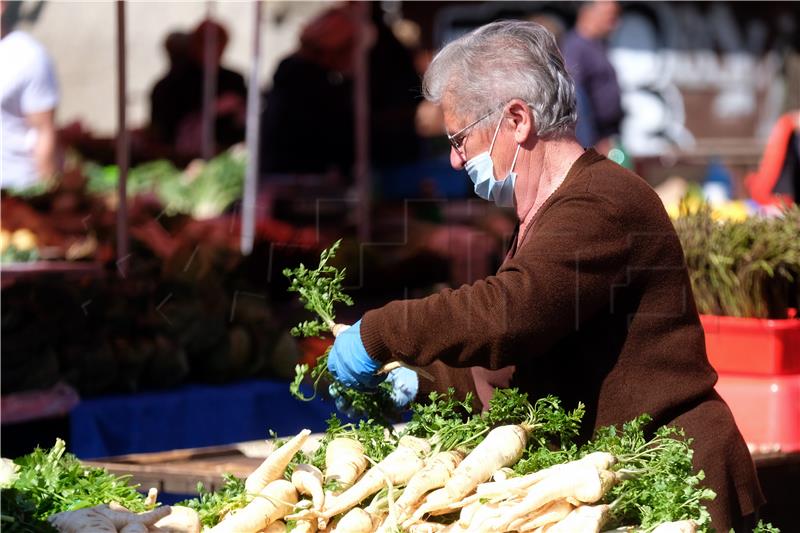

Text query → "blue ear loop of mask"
[464,112,521,208]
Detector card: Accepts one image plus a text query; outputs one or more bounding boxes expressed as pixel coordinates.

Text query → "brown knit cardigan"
[361,149,764,531]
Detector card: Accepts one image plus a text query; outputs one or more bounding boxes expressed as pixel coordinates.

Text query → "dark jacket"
[361,149,764,531]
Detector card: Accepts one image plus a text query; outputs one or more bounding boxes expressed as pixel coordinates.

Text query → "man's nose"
[450,147,466,170]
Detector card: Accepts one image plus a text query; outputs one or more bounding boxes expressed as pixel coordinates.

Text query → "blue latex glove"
[385,366,419,408]
[327,320,383,390]
[329,367,419,418]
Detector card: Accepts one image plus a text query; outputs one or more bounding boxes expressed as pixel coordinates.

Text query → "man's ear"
[507,99,535,145]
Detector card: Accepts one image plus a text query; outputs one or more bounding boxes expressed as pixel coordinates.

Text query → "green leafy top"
[753,520,781,533]
[403,389,584,457]
[284,241,402,424]
[289,415,398,480]
[0,488,58,532]
[8,439,149,521]
[178,474,248,528]
[283,239,353,338]
[584,415,716,533]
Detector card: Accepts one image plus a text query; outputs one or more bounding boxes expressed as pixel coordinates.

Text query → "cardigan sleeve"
[360,193,631,370]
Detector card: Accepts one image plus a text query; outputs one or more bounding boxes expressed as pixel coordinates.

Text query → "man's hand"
[327,320,383,390]
[329,366,419,418]
[385,366,418,408]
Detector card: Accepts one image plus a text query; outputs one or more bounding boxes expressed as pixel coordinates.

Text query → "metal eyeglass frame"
[446,108,499,154]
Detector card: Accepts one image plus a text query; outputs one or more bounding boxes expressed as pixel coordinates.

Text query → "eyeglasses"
[446,108,498,154]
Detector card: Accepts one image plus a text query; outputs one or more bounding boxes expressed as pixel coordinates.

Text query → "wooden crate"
[82,435,323,495]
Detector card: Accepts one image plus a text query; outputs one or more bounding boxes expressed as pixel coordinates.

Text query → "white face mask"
[464,114,521,208]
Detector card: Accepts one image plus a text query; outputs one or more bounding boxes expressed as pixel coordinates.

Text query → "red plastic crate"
[700,314,800,374]
[715,373,800,453]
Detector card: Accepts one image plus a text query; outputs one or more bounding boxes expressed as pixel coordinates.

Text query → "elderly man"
[327,21,762,531]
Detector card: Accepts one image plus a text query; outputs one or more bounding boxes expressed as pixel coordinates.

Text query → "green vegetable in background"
[83,150,245,219]
[674,201,800,318]
[3,439,148,523]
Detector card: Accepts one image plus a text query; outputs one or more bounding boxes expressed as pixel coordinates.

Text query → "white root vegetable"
[290,519,318,533]
[542,504,611,533]
[325,437,369,492]
[439,522,469,533]
[463,501,516,533]
[395,451,463,522]
[650,520,697,533]
[145,487,159,506]
[509,499,574,532]
[324,436,428,517]
[407,522,447,533]
[457,500,483,527]
[48,508,118,533]
[477,452,617,499]
[483,463,617,531]
[151,505,202,533]
[209,479,298,533]
[492,467,515,482]
[290,436,429,528]
[293,464,326,511]
[264,521,288,533]
[245,429,311,494]
[406,424,527,523]
[331,507,375,533]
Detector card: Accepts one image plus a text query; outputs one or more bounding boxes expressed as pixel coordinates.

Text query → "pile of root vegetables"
[187,389,720,533]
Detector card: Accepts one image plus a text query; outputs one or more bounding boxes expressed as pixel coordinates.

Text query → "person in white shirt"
[1,17,60,189]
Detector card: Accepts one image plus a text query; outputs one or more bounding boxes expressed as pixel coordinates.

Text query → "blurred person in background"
[561,0,623,155]
[149,19,246,160]
[746,109,800,205]
[0,0,59,189]
[259,4,420,176]
[325,20,763,531]
[259,6,357,175]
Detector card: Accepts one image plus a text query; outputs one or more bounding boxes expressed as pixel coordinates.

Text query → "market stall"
[3,2,800,533]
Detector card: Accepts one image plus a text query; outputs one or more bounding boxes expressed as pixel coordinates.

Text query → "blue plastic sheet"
[70,379,334,459]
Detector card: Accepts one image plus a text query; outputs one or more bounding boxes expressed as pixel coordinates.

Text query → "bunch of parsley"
[178,474,249,528]
[3,439,148,523]
[284,240,400,423]
[583,415,716,532]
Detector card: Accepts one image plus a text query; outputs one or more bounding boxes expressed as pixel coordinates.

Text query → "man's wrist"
[360,311,392,363]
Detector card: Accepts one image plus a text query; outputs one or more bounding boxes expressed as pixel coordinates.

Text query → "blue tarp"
[70,379,334,459]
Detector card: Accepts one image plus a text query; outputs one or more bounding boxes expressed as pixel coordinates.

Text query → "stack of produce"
[0,228,40,263]
[0,239,300,396]
[673,201,800,319]
[1,393,781,532]
[177,389,773,533]
[84,149,245,220]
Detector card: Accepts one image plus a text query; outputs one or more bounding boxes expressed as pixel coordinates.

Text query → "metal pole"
[241,0,262,255]
[115,0,130,277]
[353,2,371,243]
[201,1,217,160]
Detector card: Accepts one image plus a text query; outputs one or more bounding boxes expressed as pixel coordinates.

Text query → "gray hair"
[423,20,577,139]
